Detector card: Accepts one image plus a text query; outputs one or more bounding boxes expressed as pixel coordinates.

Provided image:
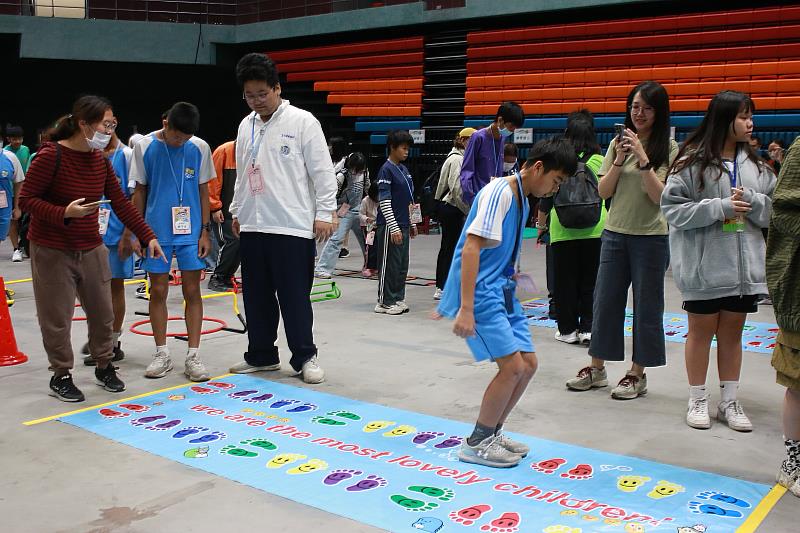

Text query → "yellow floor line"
[735,484,788,533]
[23,373,234,426]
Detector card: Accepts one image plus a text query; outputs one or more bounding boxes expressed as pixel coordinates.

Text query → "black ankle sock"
[467,422,494,446]
[495,423,504,435]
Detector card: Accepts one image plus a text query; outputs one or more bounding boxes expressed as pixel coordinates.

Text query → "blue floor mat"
[59,375,772,533]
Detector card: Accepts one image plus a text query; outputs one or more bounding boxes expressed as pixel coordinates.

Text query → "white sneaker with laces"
[458,435,523,468]
[495,431,530,457]
[555,330,579,344]
[375,303,405,315]
[578,332,591,345]
[145,351,173,378]
[396,301,409,313]
[301,356,325,384]
[718,400,753,432]
[433,288,443,300]
[314,270,331,279]
[229,360,281,374]
[686,396,711,429]
[185,354,210,382]
[11,249,22,262]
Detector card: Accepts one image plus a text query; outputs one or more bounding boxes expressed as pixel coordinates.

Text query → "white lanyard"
[250,114,269,167]
[391,161,414,202]
[161,137,187,206]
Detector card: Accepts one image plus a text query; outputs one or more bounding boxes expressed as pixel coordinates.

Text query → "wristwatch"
[202,222,211,232]
[639,161,653,171]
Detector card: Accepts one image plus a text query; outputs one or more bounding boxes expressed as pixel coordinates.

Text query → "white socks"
[156,345,170,356]
[720,381,739,405]
[112,330,121,346]
[187,347,199,359]
[689,385,707,400]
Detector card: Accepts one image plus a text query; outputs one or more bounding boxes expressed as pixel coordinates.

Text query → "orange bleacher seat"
[315,79,423,92]
[340,106,422,117]
[279,52,424,74]
[288,65,423,82]
[268,37,423,62]
[328,93,423,105]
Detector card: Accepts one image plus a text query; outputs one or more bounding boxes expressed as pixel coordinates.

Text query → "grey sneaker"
[566,366,608,391]
[495,431,530,457]
[229,360,281,374]
[374,303,404,315]
[611,372,647,400]
[777,461,800,497]
[686,396,711,429]
[185,354,210,382]
[301,356,325,384]
[718,400,753,432]
[396,301,410,313]
[145,351,173,378]
[458,435,523,468]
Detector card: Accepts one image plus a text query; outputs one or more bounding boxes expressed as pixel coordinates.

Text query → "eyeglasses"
[101,120,118,133]
[629,104,655,115]
[243,92,271,103]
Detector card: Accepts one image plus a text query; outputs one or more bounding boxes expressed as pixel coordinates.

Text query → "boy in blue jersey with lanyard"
[0,147,25,262]
[131,102,215,382]
[375,130,418,315]
[437,138,576,468]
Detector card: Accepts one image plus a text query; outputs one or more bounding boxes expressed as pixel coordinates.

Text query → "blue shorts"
[142,243,204,274]
[106,244,135,279]
[0,221,8,242]
[466,298,535,362]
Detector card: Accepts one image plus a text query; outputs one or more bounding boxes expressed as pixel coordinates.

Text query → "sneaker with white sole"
[611,372,647,400]
[11,249,22,262]
[229,360,281,374]
[301,356,325,384]
[145,351,173,378]
[555,330,579,344]
[314,270,332,279]
[374,303,404,315]
[396,301,409,313]
[495,431,530,457]
[718,400,753,432]
[566,366,608,391]
[185,354,210,382]
[578,331,591,345]
[686,396,711,429]
[95,364,125,393]
[458,435,523,468]
[49,373,85,402]
[777,461,800,497]
[433,288,443,300]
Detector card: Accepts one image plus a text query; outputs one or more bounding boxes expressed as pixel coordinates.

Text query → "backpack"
[420,152,458,219]
[552,155,602,229]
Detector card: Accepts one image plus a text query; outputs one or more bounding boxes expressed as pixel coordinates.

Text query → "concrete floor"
[1,235,797,532]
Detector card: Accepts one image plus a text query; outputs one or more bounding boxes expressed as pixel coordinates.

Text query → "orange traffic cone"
[0,277,28,366]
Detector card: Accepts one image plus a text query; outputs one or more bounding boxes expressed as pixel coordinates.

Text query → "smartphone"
[82,199,111,207]
[614,123,626,142]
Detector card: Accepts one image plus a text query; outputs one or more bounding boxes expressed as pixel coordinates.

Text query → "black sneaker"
[339,248,350,258]
[207,277,234,293]
[83,343,125,366]
[49,374,85,402]
[135,284,149,300]
[95,364,125,393]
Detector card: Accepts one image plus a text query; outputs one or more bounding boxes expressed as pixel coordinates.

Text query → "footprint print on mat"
[327,410,361,421]
[172,426,208,439]
[413,431,444,445]
[480,512,521,533]
[220,445,258,458]
[363,420,396,433]
[543,526,582,533]
[206,381,235,389]
[99,408,129,419]
[286,458,328,475]
[190,386,218,395]
[188,431,227,444]
[346,475,388,492]
[408,486,455,502]
[311,416,347,426]
[560,464,593,480]
[695,491,751,508]
[130,415,166,427]
[242,393,274,403]
[145,419,182,431]
[286,403,317,413]
[242,438,278,451]
[449,504,492,526]
[390,495,439,512]
[119,403,149,413]
[323,469,362,486]
[688,501,742,518]
[434,436,463,449]
[266,453,306,469]
[532,458,566,474]
[269,399,299,409]
[228,389,259,400]
[384,425,417,437]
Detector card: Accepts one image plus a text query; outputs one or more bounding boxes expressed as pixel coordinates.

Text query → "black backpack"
[420,152,458,219]
[553,155,602,229]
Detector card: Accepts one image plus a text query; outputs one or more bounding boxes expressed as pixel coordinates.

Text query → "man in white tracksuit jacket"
[227,53,337,384]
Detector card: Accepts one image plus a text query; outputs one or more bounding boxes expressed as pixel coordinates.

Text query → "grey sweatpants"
[376,225,410,306]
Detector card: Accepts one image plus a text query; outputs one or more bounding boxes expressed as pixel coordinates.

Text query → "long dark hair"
[625,81,671,170]
[565,109,600,157]
[670,91,764,187]
[48,95,111,142]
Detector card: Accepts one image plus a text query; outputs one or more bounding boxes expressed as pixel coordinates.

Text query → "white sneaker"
[555,330,579,344]
[301,356,325,384]
[11,249,22,262]
[718,400,753,432]
[578,332,591,345]
[433,288,443,300]
[495,431,530,457]
[145,351,173,378]
[314,270,331,279]
[229,360,281,374]
[396,301,409,313]
[375,303,404,315]
[185,354,210,382]
[686,396,711,429]
[458,435,523,468]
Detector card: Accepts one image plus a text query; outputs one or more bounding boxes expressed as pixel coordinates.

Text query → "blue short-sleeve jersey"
[0,150,24,228]
[102,143,133,246]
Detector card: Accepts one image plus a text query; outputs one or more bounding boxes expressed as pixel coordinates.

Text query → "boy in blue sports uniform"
[0,148,25,265]
[131,102,215,382]
[437,138,576,468]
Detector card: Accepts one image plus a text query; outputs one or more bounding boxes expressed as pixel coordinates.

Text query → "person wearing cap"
[433,128,475,300]
[4,125,31,262]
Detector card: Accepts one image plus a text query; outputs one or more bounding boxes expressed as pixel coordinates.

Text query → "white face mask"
[86,130,112,150]
[503,162,516,172]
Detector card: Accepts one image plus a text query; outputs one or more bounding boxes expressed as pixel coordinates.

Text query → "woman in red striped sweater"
[19,95,164,402]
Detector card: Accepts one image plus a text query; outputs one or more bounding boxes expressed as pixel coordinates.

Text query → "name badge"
[723,216,745,233]
[98,208,111,235]
[365,230,375,246]
[248,164,264,194]
[409,203,422,224]
[172,206,192,235]
[0,190,8,209]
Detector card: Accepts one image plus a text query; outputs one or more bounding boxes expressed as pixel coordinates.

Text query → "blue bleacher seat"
[356,121,421,133]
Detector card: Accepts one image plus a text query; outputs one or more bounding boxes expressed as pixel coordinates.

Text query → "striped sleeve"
[379,199,400,234]
[466,180,512,247]
[18,144,68,226]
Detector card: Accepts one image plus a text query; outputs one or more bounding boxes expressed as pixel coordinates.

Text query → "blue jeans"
[315,210,366,275]
[589,230,669,368]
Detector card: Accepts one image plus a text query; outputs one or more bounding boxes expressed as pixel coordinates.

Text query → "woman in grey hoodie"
[662,91,776,432]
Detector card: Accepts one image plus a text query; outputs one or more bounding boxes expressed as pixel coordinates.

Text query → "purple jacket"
[459,126,504,205]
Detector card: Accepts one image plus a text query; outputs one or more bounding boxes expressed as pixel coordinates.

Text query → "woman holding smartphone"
[566,81,678,399]
[662,91,775,431]
[19,95,164,402]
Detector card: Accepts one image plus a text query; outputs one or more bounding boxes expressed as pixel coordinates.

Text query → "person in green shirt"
[539,110,606,345]
[566,81,679,400]
[3,125,29,262]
